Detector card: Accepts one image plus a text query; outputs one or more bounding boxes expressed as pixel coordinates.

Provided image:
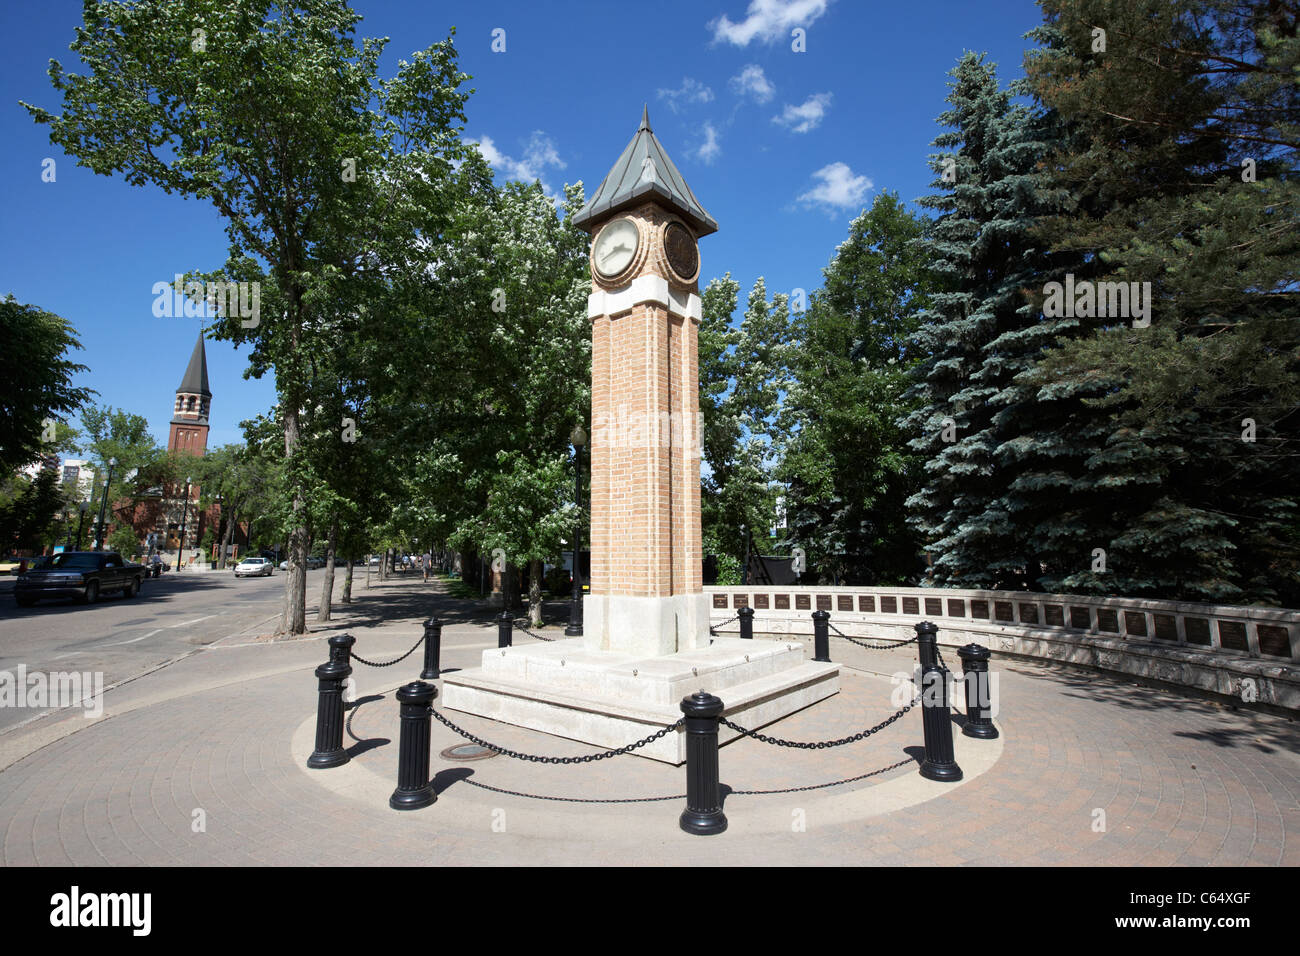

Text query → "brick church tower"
[169,331,211,456]
[571,106,718,655]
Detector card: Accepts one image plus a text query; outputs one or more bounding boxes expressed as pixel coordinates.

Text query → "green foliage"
[108,525,139,558]
[0,295,94,475]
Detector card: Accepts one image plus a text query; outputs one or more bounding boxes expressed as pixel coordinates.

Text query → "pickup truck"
[14,551,148,607]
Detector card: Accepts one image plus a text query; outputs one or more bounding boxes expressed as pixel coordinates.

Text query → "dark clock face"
[664,222,698,280]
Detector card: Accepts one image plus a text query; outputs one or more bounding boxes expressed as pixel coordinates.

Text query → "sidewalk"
[1,574,1296,866]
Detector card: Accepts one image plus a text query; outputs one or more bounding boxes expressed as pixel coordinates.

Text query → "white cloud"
[696,123,722,164]
[710,0,830,46]
[729,64,775,103]
[470,131,566,196]
[772,92,832,133]
[656,77,715,113]
[797,162,871,212]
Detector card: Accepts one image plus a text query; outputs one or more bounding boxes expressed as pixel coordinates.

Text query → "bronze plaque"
[732,594,748,608]
[1184,617,1211,645]
[837,595,853,612]
[1044,605,1065,627]
[664,222,698,280]
[775,594,790,609]
[1124,611,1148,637]
[971,600,989,619]
[796,594,811,610]
[1257,624,1291,658]
[712,594,728,609]
[859,595,875,612]
[754,593,769,609]
[925,598,942,616]
[1218,620,1248,651]
[994,602,1014,622]
[881,596,898,613]
[1069,606,1091,629]
[947,599,966,618]
[1153,614,1178,641]
[1018,603,1038,624]
[816,594,832,611]
[902,597,920,615]
[1096,609,1119,633]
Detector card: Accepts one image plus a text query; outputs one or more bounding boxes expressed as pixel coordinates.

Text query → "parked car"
[306,556,325,569]
[14,551,147,606]
[234,557,274,578]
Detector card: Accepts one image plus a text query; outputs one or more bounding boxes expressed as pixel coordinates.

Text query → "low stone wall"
[706,585,1300,712]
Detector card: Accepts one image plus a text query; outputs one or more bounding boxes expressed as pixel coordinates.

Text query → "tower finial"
[640,103,650,132]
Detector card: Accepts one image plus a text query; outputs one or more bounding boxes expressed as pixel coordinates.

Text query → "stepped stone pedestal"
[440,636,839,765]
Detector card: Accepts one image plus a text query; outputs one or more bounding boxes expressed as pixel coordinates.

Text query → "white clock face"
[593,218,639,278]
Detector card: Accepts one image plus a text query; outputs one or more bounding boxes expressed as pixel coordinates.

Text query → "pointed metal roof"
[571,106,718,237]
[177,331,211,397]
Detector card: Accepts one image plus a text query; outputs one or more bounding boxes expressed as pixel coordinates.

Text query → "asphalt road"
[0,568,328,733]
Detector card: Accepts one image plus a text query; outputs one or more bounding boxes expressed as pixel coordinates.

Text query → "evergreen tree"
[778,192,933,584]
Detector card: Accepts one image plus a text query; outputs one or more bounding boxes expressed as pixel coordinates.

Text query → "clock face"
[593,218,639,278]
[664,222,698,281]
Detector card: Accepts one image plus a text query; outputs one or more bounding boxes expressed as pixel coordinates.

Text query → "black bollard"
[957,643,999,739]
[497,611,513,648]
[389,681,438,810]
[421,616,443,680]
[914,621,962,782]
[679,691,727,835]
[811,609,831,663]
[739,606,754,640]
[307,634,356,769]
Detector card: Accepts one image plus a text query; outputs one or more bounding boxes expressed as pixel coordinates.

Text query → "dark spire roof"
[177,331,211,397]
[571,106,718,237]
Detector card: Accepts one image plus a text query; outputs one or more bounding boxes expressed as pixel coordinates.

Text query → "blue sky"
[1,0,1042,452]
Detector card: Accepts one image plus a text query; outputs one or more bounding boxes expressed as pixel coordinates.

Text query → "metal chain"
[827,622,918,650]
[709,614,740,635]
[729,757,914,795]
[720,697,918,749]
[511,621,556,643]
[430,706,684,764]
[459,778,686,804]
[351,634,426,668]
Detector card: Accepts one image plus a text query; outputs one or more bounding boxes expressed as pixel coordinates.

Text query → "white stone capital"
[589,275,701,322]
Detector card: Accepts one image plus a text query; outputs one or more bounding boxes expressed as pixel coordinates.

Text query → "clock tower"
[572,106,717,656]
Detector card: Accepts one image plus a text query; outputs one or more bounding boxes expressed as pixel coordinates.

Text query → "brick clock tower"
[442,109,838,764]
[571,106,717,656]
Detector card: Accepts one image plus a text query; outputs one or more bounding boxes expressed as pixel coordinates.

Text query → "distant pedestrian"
[423,550,432,583]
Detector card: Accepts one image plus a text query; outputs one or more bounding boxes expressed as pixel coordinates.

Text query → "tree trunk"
[528,558,543,627]
[280,403,307,636]
[317,520,338,623]
[220,503,238,570]
[342,558,353,604]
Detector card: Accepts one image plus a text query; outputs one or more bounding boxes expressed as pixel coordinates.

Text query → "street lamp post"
[175,475,192,572]
[93,457,117,551]
[565,424,587,637]
[75,501,89,550]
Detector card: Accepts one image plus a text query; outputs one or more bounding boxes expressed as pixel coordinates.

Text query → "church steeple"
[168,330,211,455]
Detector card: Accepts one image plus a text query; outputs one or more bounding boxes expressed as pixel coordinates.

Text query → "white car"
[234,557,273,577]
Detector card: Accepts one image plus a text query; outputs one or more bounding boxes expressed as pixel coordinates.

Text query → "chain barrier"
[729,757,914,795]
[512,621,557,643]
[430,706,684,764]
[720,696,918,749]
[827,622,918,651]
[351,633,426,668]
[709,614,740,635]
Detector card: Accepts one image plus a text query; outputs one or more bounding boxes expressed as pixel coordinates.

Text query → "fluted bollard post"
[497,611,513,648]
[811,609,831,663]
[421,616,443,680]
[739,606,754,640]
[307,634,356,769]
[679,691,727,836]
[389,681,438,810]
[957,643,999,739]
[914,621,962,782]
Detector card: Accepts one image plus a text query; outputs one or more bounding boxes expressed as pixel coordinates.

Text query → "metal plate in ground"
[440,744,498,761]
